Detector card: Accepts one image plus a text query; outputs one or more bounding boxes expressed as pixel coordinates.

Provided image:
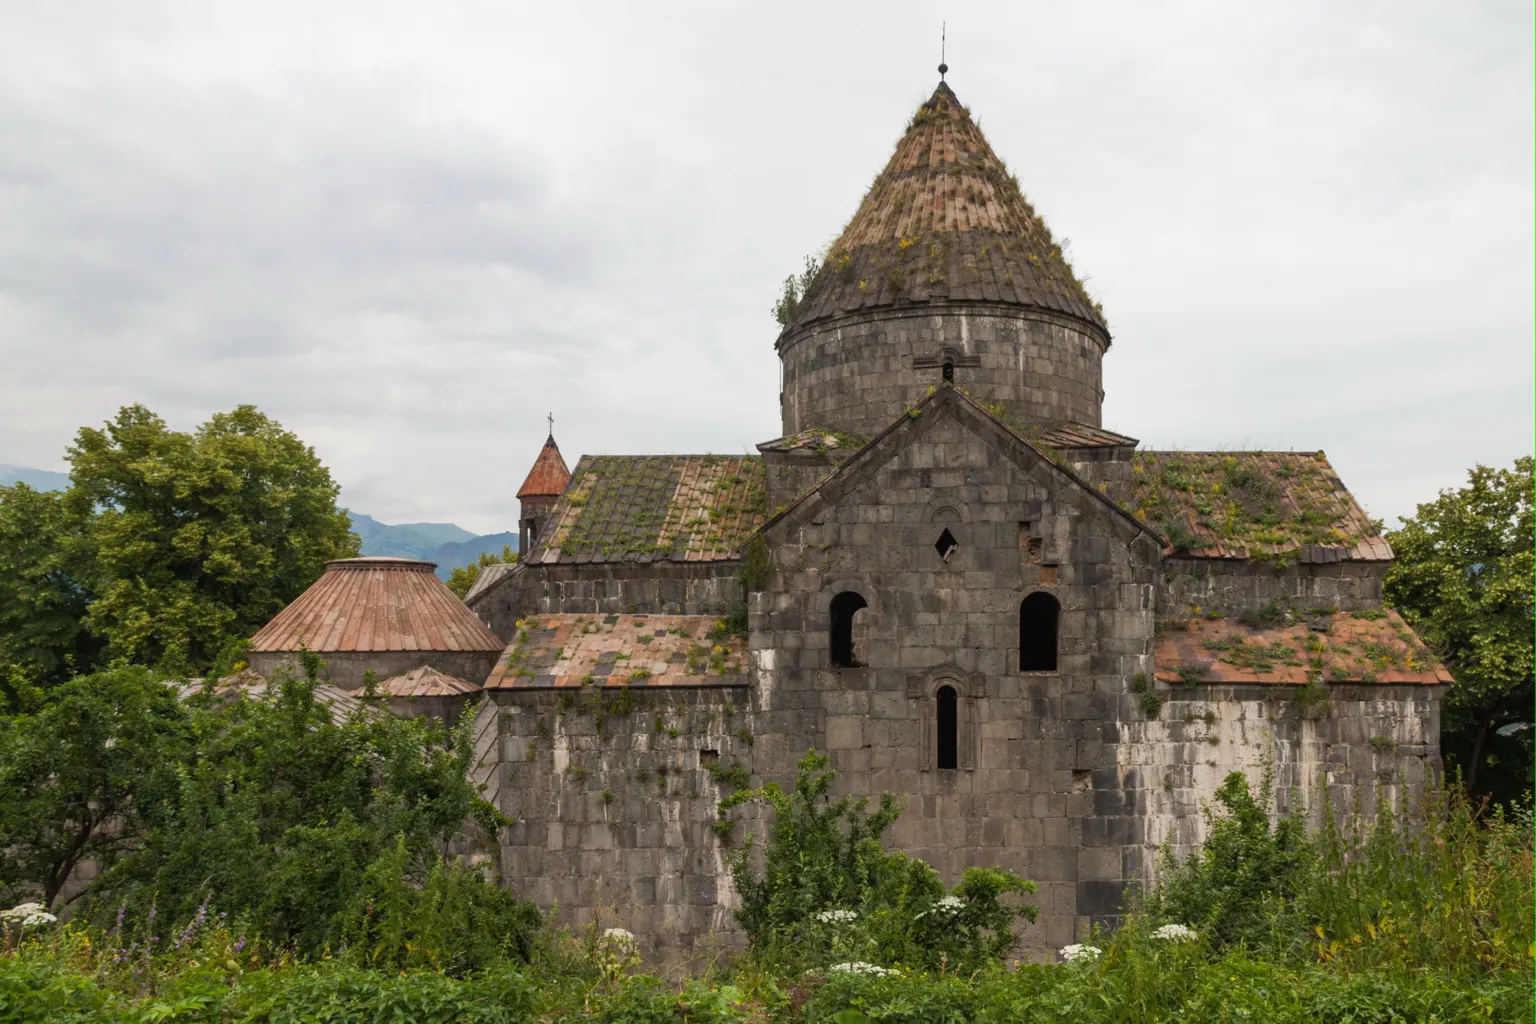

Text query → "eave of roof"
[1040,422,1139,449]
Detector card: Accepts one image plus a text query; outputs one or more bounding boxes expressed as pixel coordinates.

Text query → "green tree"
[62,404,359,674]
[0,484,98,696]
[0,665,193,907]
[447,545,517,600]
[93,653,517,959]
[1384,456,1533,798]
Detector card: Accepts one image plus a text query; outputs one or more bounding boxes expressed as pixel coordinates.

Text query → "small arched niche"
[1020,591,1060,672]
[829,590,869,668]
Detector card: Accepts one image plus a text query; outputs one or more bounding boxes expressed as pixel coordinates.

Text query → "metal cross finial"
[547,411,554,438]
[938,23,947,80]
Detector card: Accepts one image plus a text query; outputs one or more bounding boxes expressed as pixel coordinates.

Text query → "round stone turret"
[776,81,1110,438]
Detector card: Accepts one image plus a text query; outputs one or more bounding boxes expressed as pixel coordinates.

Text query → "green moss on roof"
[1131,451,1387,562]
[538,455,766,564]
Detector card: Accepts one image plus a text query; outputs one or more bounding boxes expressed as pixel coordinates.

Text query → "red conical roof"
[783,81,1106,335]
[249,557,503,653]
[517,435,571,499]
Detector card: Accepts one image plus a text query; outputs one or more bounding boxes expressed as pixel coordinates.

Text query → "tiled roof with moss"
[1130,451,1390,562]
[529,455,766,565]
[781,82,1107,336]
[483,614,747,689]
[1154,607,1449,685]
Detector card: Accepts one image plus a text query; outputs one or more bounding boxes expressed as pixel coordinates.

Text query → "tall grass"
[0,777,1527,1022]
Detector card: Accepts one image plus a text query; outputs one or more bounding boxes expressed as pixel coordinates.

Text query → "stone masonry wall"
[1158,558,1387,615]
[778,305,1108,439]
[751,399,1161,955]
[249,649,501,690]
[471,563,744,641]
[1115,683,1443,881]
[493,685,754,956]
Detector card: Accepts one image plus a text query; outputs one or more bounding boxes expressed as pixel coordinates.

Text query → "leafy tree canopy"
[1385,456,1533,798]
[0,665,193,907]
[0,484,98,699]
[0,404,358,687]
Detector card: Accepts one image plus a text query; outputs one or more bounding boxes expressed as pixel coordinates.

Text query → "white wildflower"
[829,961,893,976]
[1059,943,1101,963]
[1153,923,1197,942]
[814,909,858,924]
[599,927,636,947]
[1,903,56,928]
[934,896,964,914]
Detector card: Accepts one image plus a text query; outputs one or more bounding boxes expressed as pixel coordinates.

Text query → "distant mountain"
[430,532,519,574]
[346,513,517,580]
[0,464,70,491]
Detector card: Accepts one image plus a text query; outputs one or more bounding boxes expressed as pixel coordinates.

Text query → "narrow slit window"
[942,360,954,383]
[830,591,869,668]
[1020,592,1060,671]
[936,685,958,769]
[935,528,958,562]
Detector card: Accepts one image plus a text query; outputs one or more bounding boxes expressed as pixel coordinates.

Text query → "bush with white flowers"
[815,909,858,925]
[1153,923,1197,942]
[0,903,57,928]
[829,961,894,976]
[1060,943,1102,963]
[589,926,641,980]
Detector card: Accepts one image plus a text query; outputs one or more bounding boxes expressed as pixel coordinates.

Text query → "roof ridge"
[754,385,1158,546]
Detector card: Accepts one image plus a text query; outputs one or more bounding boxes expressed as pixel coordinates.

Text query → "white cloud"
[0,0,1528,534]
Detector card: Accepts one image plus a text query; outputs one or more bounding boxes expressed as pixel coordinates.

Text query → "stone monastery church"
[248,76,1450,955]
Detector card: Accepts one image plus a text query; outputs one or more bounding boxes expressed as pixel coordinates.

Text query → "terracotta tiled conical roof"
[249,557,503,653]
[783,81,1106,335]
[517,435,571,499]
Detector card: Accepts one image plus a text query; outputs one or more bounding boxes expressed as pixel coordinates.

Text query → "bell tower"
[516,422,570,557]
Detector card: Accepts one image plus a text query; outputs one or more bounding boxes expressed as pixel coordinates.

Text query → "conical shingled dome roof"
[249,557,503,654]
[517,435,571,499]
[783,82,1106,335]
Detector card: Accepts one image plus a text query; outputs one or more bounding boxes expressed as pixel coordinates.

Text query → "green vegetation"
[1131,452,1359,556]
[447,544,517,599]
[0,653,537,973]
[1385,456,1533,803]
[0,404,357,689]
[772,255,822,327]
[0,763,1526,1022]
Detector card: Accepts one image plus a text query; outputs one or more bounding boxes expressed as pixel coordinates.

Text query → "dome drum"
[779,305,1106,439]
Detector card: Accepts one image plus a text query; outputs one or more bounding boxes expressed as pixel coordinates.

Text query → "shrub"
[721,750,1036,973]
[1148,770,1308,946]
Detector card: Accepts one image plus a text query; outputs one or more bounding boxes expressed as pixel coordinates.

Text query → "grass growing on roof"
[1132,451,1373,556]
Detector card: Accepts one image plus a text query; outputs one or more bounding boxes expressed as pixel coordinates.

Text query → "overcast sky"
[1,2,1530,535]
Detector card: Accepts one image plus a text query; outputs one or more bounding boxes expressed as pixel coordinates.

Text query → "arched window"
[936,685,958,769]
[830,591,869,668]
[942,359,954,383]
[1020,592,1060,672]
